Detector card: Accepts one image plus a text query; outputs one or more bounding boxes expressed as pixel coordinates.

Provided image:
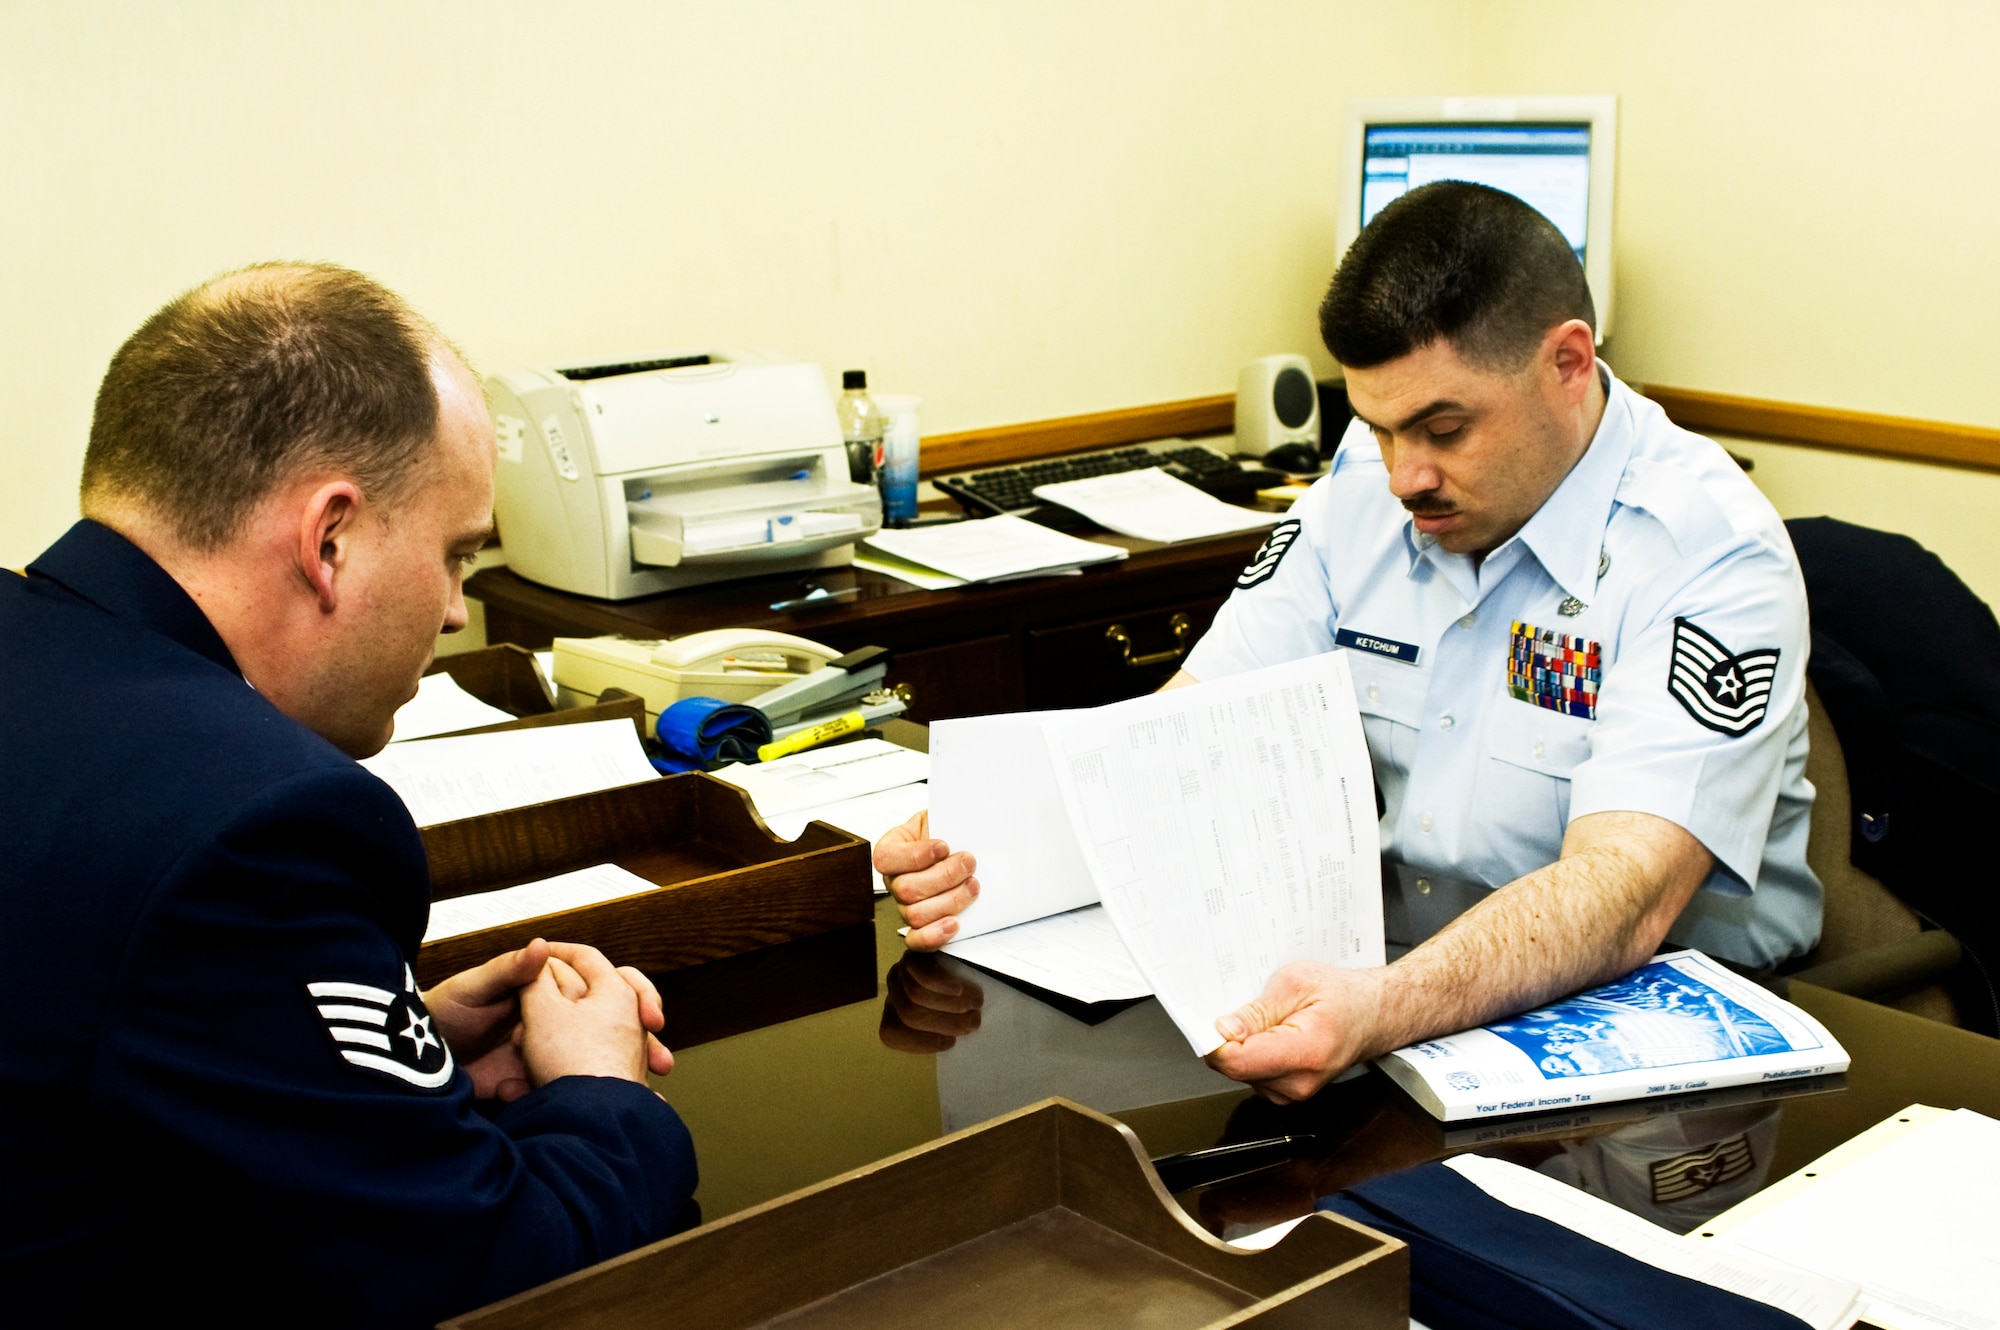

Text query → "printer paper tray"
[630,524,862,568]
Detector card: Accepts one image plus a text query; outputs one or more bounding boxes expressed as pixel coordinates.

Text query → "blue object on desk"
[655,697,772,771]
[1318,1164,1812,1330]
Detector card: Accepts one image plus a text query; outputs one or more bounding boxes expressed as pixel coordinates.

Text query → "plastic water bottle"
[836,370,884,484]
[873,393,921,527]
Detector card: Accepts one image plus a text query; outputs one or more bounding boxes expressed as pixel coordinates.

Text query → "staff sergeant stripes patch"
[1668,617,1779,735]
[1236,519,1301,589]
[307,965,455,1090]
[1649,1133,1756,1203]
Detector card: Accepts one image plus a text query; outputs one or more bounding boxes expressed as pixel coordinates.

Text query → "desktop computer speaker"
[1234,354,1320,460]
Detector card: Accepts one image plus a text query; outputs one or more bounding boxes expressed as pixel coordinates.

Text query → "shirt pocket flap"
[1346,651,1426,727]
[1485,700,1592,777]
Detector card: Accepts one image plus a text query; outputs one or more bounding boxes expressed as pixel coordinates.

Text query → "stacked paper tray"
[441,1098,1408,1329]
[415,773,873,987]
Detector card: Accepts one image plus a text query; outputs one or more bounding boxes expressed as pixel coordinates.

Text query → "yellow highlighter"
[757,711,865,763]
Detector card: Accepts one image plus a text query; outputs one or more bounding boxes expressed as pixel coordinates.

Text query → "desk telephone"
[552,629,889,729]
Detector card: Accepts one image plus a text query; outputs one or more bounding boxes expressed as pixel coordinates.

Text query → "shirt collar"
[1509,365,1636,605]
[27,519,242,676]
[1399,366,1635,606]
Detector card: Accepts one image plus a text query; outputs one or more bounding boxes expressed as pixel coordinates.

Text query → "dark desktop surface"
[649,894,2000,1236]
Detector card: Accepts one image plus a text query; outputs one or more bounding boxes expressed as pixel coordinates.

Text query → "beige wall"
[0,0,1470,570]
[4,1,1994,607]
[1721,439,2000,609]
[1468,0,2000,610]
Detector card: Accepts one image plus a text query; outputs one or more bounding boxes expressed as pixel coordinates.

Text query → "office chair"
[1779,518,2000,1037]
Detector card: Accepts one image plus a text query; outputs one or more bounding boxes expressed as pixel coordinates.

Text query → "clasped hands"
[423,940,675,1103]
[875,811,1377,1103]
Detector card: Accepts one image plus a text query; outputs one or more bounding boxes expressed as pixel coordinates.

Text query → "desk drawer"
[1024,594,1225,710]
[892,633,1022,723]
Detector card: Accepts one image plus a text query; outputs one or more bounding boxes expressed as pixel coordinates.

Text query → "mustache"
[1401,495,1455,516]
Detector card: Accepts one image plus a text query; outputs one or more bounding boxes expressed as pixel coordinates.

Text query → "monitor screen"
[1360,123,1593,265]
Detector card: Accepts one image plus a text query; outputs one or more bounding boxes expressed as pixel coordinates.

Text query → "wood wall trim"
[918,394,1235,477]
[1638,384,2000,475]
[916,382,2000,480]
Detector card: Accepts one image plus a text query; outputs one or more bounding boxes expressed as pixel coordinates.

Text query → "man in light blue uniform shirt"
[879,181,1819,1102]
[1185,362,1817,973]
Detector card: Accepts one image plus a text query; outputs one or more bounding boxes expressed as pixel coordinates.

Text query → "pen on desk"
[768,584,860,612]
[1148,1134,1318,1194]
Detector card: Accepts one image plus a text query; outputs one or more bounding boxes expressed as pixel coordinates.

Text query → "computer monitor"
[1335,96,1618,341]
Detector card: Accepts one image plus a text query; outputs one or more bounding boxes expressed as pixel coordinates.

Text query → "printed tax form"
[926,652,1382,1047]
[1046,651,1384,1053]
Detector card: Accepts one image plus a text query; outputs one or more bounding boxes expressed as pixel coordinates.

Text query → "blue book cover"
[1377,951,1850,1121]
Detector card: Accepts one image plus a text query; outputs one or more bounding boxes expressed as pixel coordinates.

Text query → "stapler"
[746,646,890,728]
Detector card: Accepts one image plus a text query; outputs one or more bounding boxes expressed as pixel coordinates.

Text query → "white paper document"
[360,719,658,827]
[710,738,929,819]
[389,672,516,741]
[863,514,1126,584]
[943,905,1152,1004]
[760,781,933,892]
[1045,651,1385,1055]
[929,711,1102,939]
[1032,467,1282,543]
[1443,1155,1861,1329]
[1702,1107,2000,1330]
[424,863,659,943]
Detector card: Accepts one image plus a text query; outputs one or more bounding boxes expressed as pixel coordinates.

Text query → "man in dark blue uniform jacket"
[0,264,698,1324]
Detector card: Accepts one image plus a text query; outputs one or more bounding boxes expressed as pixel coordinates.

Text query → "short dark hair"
[81,263,452,550]
[1319,181,1595,371]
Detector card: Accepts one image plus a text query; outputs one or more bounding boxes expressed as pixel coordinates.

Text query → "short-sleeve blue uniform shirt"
[1185,369,1820,969]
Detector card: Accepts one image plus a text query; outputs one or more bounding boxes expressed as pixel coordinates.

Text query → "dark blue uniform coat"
[0,521,697,1325]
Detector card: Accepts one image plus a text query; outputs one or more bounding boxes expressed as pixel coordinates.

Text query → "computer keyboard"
[934,438,1241,516]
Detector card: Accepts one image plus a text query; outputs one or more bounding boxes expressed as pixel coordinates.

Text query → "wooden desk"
[649,897,2000,1239]
[466,526,1269,723]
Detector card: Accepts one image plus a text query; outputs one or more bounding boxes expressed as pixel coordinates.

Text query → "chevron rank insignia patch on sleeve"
[1668,617,1780,735]
[1236,519,1301,589]
[306,964,456,1090]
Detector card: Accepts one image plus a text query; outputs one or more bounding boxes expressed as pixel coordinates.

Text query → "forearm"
[1362,810,1711,1061]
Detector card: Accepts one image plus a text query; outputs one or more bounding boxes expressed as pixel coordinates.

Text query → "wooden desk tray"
[441,1098,1408,1330]
[416,774,873,987]
[424,644,645,738]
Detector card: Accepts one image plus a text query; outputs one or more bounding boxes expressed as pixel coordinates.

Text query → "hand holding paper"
[875,810,980,950]
[899,651,1384,1056]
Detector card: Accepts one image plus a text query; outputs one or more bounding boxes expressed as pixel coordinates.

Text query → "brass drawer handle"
[1105,613,1193,669]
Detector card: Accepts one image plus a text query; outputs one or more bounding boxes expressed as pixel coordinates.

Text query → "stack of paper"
[360,718,659,827]
[389,672,516,741]
[1696,1105,2000,1330]
[711,738,931,892]
[1032,467,1281,543]
[424,863,659,943]
[926,652,1385,1047]
[861,514,1126,586]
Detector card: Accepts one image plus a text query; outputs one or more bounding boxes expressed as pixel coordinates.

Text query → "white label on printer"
[540,414,581,481]
[493,414,527,464]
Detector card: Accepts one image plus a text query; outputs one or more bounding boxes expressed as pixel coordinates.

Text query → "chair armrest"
[1785,929,1963,1000]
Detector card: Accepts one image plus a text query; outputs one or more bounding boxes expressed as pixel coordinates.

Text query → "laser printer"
[487,351,883,599]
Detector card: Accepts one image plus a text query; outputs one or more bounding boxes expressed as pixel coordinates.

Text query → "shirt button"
[1457,613,1476,628]
[1532,740,1545,759]
[1366,684,1381,702]
[1439,712,1455,731]
[1416,877,1433,894]
[1419,812,1434,832]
